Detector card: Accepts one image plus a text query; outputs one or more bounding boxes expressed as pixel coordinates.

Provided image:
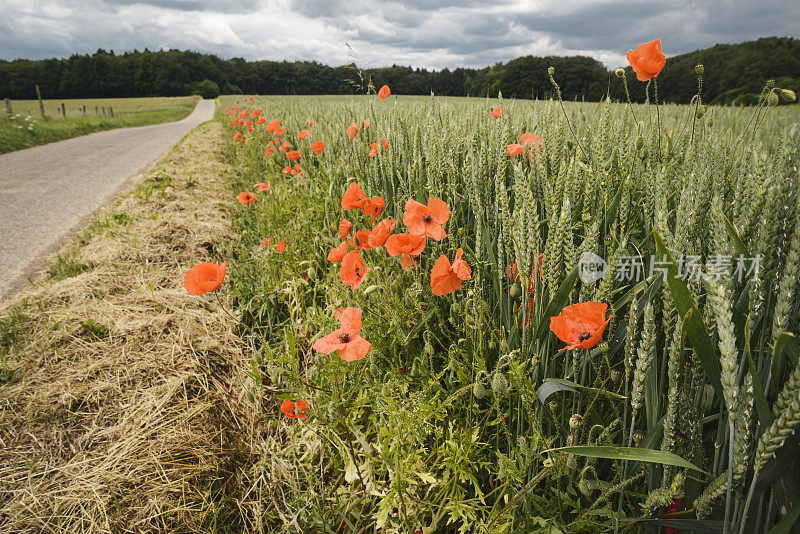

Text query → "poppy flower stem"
[214,291,239,323]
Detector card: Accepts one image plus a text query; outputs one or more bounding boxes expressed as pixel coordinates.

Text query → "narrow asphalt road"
[0,99,216,303]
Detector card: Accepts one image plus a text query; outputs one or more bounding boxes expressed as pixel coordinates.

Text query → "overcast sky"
[1,0,798,69]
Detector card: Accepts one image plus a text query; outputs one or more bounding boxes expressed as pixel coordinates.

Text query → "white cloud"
[0,0,797,68]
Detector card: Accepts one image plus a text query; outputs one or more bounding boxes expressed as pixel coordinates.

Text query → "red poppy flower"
[252,109,261,117]
[276,241,287,253]
[378,85,391,99]
[255,182,271,192]
[238,192,257,205]
[340,251,370,290]
[362,196,385,224]
[327,241,349,263]
[286,150,301,161]
[348,230,372,252]
[430,248,471,296]
[274,127,285,136]
[293,164,303,177]
[400,255,417,270]
[298,130,310,140]
[385,233,426,270]
[313,307,371,362]
[233,132,241,140]
[338,219,353,240]
[259,237,273,248]
[347,122,359,140]
[507,254,543,292]
[281,399,310,419]
[489,106,502,119]
[403,198,449,241]
[507,143,523,157]
[520,132,543,153]
[342,182,367,210]
[368,144,378,158]
[311,141,326,154]
[626,39,666,82]
[184,261,226,295]
[549,302,611,350]
[362,119,370,129]
[381,137,389,150]
[307,119,314,126]
[266,119,280,132]
[367,218,396,248]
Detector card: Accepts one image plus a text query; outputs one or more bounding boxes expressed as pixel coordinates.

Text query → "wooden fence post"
[35,85,44,117]
[102,107,106,117]
[82,105,86,116]
[4,98,11,117]
[109,106,114,118]
[95,106,98,115]
[61,102,66,117]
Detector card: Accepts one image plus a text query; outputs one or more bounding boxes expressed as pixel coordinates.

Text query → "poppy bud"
[614,68,625,78]
[307,267,316,280]
[569,413,584,429]
[694,63,704,76]
[473,381,486,400]
[780,89,796,102]
[768,91,779,106]
[510,282,522,300]
[695,105,706,119]
[489,341,497,350]
[547,66,555,77]
[364,284,380,295]
[492,372,509,395]
[246,390,255,403]
[254,352,263,364]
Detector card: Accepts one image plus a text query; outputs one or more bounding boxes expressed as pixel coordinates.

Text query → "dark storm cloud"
[1,0,798,68]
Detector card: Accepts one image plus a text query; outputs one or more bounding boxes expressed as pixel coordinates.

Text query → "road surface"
[0,99,216,303]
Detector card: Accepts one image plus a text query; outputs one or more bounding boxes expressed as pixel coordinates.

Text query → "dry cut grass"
[0,122,257,532]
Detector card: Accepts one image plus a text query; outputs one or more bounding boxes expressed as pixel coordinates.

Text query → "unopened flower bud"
[548,66,555,77]
[510,282,522,299]
[780,89,796,102]
[694,63,704,76]
[768,91,779,107]
[695,105,706,119]
[473,381,486,400]
[492,372,509,395]
[615,68,625,78]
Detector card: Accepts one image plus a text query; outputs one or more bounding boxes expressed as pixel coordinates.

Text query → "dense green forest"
[1,37,798,104]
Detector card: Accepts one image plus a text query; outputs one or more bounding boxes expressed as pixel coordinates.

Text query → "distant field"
[0,96,201,154]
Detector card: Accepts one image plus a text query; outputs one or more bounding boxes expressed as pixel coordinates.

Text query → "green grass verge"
[0,95,200,154]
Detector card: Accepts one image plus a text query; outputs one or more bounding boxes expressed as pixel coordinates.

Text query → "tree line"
[1,37,797,105]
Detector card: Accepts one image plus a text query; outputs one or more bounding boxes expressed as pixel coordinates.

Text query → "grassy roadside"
[0,96,200,154]
[0,121,257,532]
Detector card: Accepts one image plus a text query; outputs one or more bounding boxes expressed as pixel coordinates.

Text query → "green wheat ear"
[754,362,800,474]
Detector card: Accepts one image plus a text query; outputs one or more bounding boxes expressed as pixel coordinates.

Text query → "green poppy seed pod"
[510,282,522,300]
[569,413,584,430]
[610,369,622,384]
[582,211,592,223]
[364,284,380,295]
[614,68,625,78]
[633,429,646,445]
[549,400,559,411]
[489,341,497,351]
[492,372,509,396]
[694,63,704,76]
[473,381,486,400]
[766,79,776,89]
[768,91,779,106]
[530,354,541,366]
[780,89,796,102]
[604,234,613,244]
[548,66,555,77]
[599,341,609,354]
